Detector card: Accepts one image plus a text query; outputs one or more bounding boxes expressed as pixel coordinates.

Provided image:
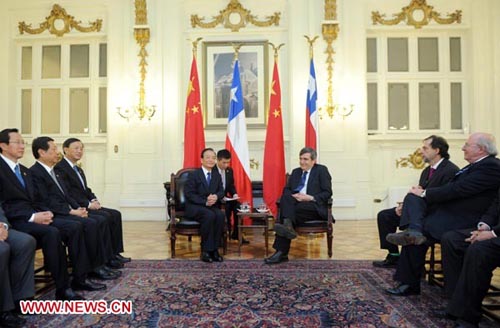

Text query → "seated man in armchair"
[184,148,225,263]
[265,147,332,264]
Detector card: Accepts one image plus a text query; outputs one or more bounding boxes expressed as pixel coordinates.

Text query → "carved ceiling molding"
[190,0,280,32]
[372,0,462,29]
[18,4,102,37]
[396,149,426,169]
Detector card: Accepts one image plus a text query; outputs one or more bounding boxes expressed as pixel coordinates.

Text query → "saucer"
[256,208,269,213]
[237,209,250,213]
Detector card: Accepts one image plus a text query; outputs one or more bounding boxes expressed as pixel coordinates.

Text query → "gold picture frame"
[202,41,269,129]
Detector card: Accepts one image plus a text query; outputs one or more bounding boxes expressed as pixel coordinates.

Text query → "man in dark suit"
[0,128,84,301]
[386,132,500,296]
[55,138,130,265]
[0,205,35,328]
[185,148,225,263]
[265,147,332,265]
[216,149,249,244]
[373,135,459,268]
[433,191,500,328]
[30,136,119,283]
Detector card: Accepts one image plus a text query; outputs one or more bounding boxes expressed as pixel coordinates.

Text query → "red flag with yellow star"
[183,57,206,168]
[263,59,286,217]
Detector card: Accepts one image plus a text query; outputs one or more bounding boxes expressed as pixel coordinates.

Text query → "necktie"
[73,165,85,188]
[455,165,471,176]
[220,169,226,190]
[50,169,64,194]
[14,164,25,188]
[428,167,436,179]
[295,171,308,192]
[206,172,211,186]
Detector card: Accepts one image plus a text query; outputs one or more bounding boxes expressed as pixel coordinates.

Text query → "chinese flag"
[263,59,286,217]
[183,57,205,168]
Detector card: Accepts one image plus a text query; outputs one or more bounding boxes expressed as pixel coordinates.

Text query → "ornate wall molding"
[190,0,280,32]
[396,149,425,169]
[372,0,462,29]
[18,4,102,37]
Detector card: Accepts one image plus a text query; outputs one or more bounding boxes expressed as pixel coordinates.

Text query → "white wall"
[0,0,499,221]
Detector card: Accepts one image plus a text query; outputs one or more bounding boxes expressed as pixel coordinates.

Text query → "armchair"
[167,168,227,258]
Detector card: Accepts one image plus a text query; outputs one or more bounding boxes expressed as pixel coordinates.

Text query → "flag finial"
[304,35,319,59]
[188,37,203,58]
[232,43,243,60]
[269,42,285,60]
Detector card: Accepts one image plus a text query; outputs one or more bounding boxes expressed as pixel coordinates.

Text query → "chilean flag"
[305,58,318,150]
[225,59,253,206]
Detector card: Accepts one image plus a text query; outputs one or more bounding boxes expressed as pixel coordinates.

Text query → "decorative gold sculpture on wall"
[191,0,280,32]
[396,148,425,169]
[250,158,260,170]
[318,0,353,120]
[117,0,156,121]
[18,4,102,37]
[372,0,461,29]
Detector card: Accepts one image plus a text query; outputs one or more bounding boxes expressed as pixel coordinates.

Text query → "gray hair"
[300,147,317,160]
[476,133,498,156]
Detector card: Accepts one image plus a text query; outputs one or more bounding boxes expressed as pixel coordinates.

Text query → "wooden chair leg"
[170,233,176,258]
[327,232,333,258]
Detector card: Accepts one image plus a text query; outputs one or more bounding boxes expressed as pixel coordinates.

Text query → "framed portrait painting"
[202,41,269,129]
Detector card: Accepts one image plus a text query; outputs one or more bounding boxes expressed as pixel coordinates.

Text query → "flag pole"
[304,35,319,159]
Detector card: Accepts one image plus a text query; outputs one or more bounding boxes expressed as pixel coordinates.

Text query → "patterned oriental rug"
[27,260,458,327]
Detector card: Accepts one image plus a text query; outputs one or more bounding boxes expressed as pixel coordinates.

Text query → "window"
[17,40,107,136]
[367,32,466,135]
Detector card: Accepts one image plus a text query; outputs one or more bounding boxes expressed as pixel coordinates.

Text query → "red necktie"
[428,167,436,179]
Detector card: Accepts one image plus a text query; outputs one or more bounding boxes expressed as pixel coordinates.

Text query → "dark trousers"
[399,194,427,231]
[376,207,400,254]
[90,207,124,254]
[60,214,110,272]
[273,194,323,254]
[443,229,500,324]
[0,231,36,311]
[11,220,73,290]
[224,200,240,239]
[393,242,434,287]
[190,206,224,252]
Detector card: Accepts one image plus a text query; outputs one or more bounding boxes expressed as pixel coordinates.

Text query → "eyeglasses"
[9,140,26,145]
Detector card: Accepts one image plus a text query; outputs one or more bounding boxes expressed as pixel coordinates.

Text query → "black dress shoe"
[201,252,213,263]
[264,251,289,265]
[372,254,399,268]
[107,259,124,269]
[71,279,107,291]
[211,250,224,262]
[431,308,456,320]
[115,254,131,263]
[103,265,122,277]
[0,311,26,328]
[231,236,250,244]
[55,288,85,301]
[90,268,119,280]
[385,283,420,296]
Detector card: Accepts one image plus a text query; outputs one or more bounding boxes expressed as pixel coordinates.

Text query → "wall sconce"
[117,103,156,121]
[118,0,156,121]
[319,103,354,119]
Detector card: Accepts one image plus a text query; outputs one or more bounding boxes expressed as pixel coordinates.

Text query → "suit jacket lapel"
[0,158,27,194]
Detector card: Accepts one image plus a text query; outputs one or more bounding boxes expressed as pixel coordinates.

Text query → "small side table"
[236,211,273,257]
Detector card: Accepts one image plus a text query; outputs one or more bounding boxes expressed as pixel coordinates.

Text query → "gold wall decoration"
[117,0,156,120]
[318,0,354,119]
[250,158,260,170]
[396,148,425,169]
[191,0,280,32]
[372,0,462,29]
[18,4,102,37]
